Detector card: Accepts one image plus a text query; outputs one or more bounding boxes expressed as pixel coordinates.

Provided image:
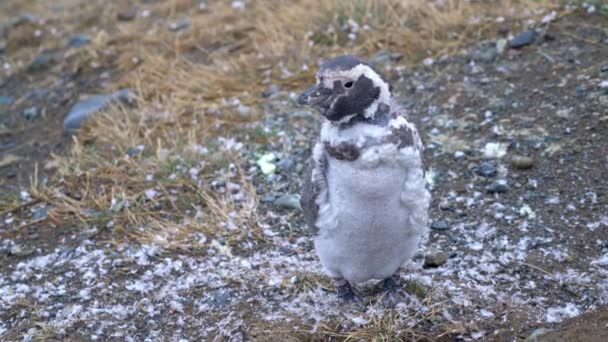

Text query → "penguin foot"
[333,278,355,301]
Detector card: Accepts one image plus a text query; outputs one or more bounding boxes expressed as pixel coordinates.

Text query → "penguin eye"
[344,81,353,88]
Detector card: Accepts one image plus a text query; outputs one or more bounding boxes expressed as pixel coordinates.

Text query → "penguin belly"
[314,157,420,283]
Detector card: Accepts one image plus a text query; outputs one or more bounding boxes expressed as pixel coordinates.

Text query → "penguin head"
[298,55,391,124]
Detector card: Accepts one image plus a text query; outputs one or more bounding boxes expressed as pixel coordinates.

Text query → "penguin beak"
[298,84,333,108]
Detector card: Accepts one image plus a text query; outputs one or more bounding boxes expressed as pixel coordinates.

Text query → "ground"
[1,1,608,341]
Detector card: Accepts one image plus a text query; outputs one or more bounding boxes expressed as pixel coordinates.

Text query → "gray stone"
[9,244,34,257]
[510,155,534,170]
[23,106,38,120]
[431,220,450,230]
[0,41,5,54]
[509,30,537,49]
[273,194,301,211]
[424,251,448,268]
[63,89,133,132]
[486,180,509,194]
[276,158,295,172]
[601,65,608,73]
[370,50,402,66]
[495,39,508,54]
[28,52,52,72]
[206,289,232,308]
[261,194,275,203]
[262,85,280,98]
[169,19,191,32]
[0,95,13,105]
[526,328,553,342]
[476,162,497,177]
[31,206,48,220]
[68,33,91,48]
[471,45,497,63]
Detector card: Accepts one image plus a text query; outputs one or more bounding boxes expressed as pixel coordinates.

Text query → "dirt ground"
[1,2,608,341]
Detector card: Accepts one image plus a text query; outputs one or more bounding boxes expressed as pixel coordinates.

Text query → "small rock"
[273,194,301,211]
[126,145,145,157]
[63,89,133,132]
[510,155,534,170]
[262,85,280,98]
[237,104,250,116]
[206,290,232,308]
[471,45,497,63]
[475,162,497,177]
[9,244,34,257]
[27,52,52,72]
[68,33,91,48]
[495,38,508,54]
[117,9,136,21]
[276,158,295,172]
[370,50,402,65]
[431,220,450,230]
[424,251,448,268]
[261,194,275,203]
[509,30,537,49]
[486,180,509,194]
[22,106,38,120]
[31,206,48,220]
[0,41,5,54]
[601,65,608,73]
[169,19,191,32]
[526,328,553,342]
[0,95,13,105]
[563,255,574,263]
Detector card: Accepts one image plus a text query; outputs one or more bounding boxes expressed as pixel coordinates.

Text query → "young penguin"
[298,55,430,301]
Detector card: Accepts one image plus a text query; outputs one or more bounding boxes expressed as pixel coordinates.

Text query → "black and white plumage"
[298,55,430,301]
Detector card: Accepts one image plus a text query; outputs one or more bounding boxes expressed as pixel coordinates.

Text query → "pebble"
[424,251,448,268]
[276,158,295,172]
[27,52,52,72]
[510,155,534,170]
[68,33,91,48]
[169,19,191,32]
[261,194,275,203]
[370,50,402,65]
[63,89,133,132]
[273,194,301,211]
[486,180,509,194]
[509,30,537,49]
[262,85,280,98]
[475,162,497,177]
[431,220,450,230]
[206,290,232,308]
[601,65,608,73]
[526,328,553,342]
[495,39,508,54]
[23,106,38,120]
[0,95,13,105]
[471,45,497,63]
[9,244,34,257]
[117,9,136,21]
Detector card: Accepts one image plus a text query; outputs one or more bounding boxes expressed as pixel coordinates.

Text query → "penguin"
[298,55,430,301]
